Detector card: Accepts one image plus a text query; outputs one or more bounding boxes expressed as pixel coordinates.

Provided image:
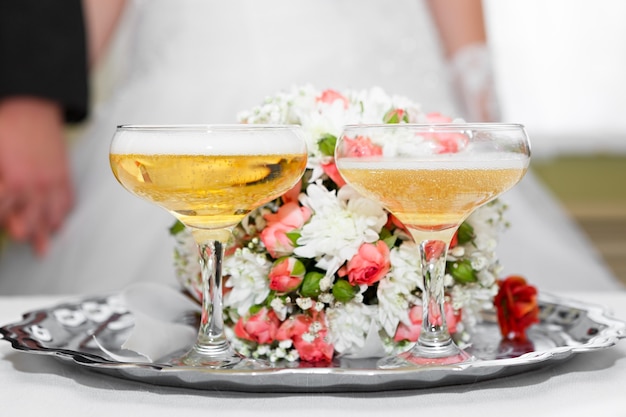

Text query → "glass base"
[377,340,472,369]
[176,343,269,370]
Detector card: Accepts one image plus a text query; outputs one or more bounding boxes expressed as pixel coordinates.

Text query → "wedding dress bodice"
[111,0,457,124]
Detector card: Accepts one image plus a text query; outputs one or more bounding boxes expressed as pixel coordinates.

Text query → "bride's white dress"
[0,0,619,294]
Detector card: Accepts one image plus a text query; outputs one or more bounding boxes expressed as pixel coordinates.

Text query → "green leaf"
[457,222,475,244]
[332,279,358,302]
[249,304,264,315]
[291,259,306,277]
[286,231,301,246]
[382,235,397,248]
[379,228,397,248]
[447,259,477,283]
[169,221,186,235]
[300,271,324,297]
[317,134,338,157]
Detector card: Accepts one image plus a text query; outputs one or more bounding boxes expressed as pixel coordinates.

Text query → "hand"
[449,43,501,122]
[0,96,74,255]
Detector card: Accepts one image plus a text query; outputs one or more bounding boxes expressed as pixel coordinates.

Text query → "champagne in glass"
[335,123,530,368]
[110,124,307,368]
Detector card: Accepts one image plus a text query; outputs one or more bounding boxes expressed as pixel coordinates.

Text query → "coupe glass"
[110,124,307,368]
[335,123,530,368]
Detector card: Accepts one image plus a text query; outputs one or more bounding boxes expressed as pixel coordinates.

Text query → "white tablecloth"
[1,292,626,417]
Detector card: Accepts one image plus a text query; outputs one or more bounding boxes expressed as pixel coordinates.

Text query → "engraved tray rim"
[1,292,625,393]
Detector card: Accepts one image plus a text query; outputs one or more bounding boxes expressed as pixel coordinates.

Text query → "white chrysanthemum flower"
[327,302,377,354]
[473,235,498,253]
[172,228,201,286]
[451,284,498,329]
[376,240,429,337]
[295,183,387,274]
[466,201,508,237]
[376,277,414,337]
[223,248,271,315]
[388,241,422,291]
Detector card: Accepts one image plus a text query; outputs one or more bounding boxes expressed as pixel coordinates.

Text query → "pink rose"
[425,112,453,124]
[277,312,334,363]
[342,135,383,157]
[260,202,312,258]
[268,257,305,293]
[320,160,346,187]
[317,89,349,109]
[424,112,468,153]
[234,307,280,345]
[281,179,303,204]
[423,240,446,261]
[340,241,390,286]
[393,303,460,342]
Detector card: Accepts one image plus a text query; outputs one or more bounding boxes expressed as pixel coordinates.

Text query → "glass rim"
[342,122,526,130]
[115,123,303,131]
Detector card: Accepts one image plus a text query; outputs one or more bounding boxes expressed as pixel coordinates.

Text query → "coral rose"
[281,179,302,204]
[343,135,383,157]
[317,89,349,109]
[260,201,312,258]
[340,241,390,286]
[424,112,468,153]
[277,312,334,363]
[320,160,346,187]
[234,307,281,345]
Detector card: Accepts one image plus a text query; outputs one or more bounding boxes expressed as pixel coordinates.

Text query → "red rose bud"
[300,271,324,298]
[495,275,540,342]
[383,108,409,124]
[268,257,306,293]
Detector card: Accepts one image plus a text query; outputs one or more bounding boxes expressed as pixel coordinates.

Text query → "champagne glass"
[335,123,530,368]
[110,124,307,368]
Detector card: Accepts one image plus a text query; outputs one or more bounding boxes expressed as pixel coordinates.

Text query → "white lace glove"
[449,43,501,122]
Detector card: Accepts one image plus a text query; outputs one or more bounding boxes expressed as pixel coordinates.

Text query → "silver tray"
[1,292,625,393]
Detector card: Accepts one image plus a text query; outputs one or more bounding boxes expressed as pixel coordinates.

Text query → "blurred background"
[484,0,626,283]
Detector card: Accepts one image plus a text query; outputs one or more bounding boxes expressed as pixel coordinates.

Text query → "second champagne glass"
[110,124,307,368]
[335,123,530,368]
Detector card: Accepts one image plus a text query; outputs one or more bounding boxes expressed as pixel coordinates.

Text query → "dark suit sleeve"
[0,0,89,122]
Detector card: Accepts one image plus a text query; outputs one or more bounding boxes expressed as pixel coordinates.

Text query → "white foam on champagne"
[337,152,528,171]
[111,127,305,155]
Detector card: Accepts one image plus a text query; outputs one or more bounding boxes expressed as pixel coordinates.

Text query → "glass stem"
[417,239,452,351]
[194,239,230,355]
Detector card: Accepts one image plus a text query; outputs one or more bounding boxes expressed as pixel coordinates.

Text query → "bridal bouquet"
[171,85,538,362]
